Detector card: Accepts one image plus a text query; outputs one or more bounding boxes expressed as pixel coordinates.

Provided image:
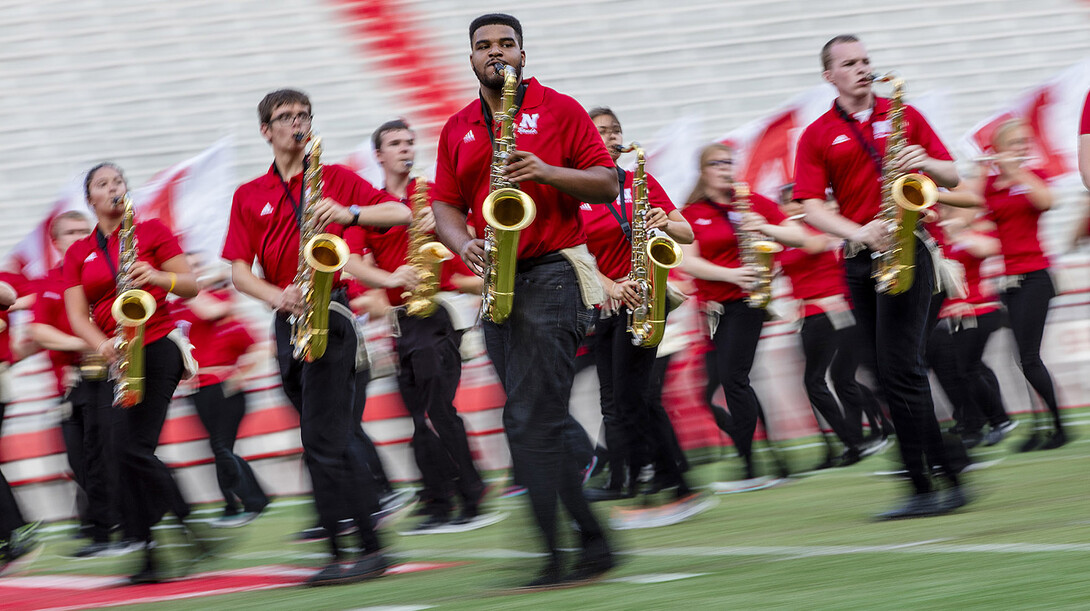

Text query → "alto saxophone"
[732,183,782,309]
[290,133,350,361]
[618,143,682,348]
[111,194,157,407]
[871,73,938,295]
[403,176,453,318]
[480,63,536,324]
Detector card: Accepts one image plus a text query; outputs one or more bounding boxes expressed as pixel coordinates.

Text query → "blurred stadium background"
[1,0,1089,520]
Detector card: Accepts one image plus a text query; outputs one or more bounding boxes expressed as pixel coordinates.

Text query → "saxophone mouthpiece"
[111,195,124,207]
[404,160,414,171]
[493,62,506,77]
[294,132,307,143]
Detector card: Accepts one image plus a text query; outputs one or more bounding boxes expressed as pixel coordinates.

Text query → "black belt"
[516,251,566,273]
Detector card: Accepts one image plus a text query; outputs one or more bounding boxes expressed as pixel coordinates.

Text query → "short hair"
[588,107,620,128]
[992,118,1027,151]
[257,89,311,125]
[84,162,125,199]
[469,13,523,48]
[50,210,89,239]
[821,34,860,70]
[372,119,412,151]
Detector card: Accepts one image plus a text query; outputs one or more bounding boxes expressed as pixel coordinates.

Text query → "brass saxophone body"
[290,134,350,362]
[733,183,782,309]
[111,194,157,407]
[871,73,938,295]
[403,177,453,318]
[480,64,536,324]
[619,143,682,348]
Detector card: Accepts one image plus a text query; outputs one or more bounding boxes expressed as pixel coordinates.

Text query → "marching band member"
[1079,89,1090,191]
[63,163,199,582]
[431,13,618,588]
[794,35,965,520]
[223,89,409,585]
[345,119,486,533]
[580,107,694,502]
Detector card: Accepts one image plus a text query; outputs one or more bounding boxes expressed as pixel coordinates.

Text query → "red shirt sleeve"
[344,225,369,255]
[905,105,952,162]
[62,240,88,290]
[141,219,184,265]
[751,193,788,224]
[1081,90,1090,135]
[647,174,677,214]
[562,98,614,171]
[431,120,465,212]
[792,124,829,201]
[222,188,253,264]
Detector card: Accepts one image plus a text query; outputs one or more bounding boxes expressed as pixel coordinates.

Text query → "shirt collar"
[471,77,542,125]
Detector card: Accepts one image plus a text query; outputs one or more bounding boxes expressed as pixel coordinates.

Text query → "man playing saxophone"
[580,107,695,504]
[344,119,487,534]
[431,14,619,589]
[223,89,410,586]
[794,35,964,520]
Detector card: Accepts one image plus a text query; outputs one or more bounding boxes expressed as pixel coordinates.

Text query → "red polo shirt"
[984,168,1050,275]
[0,271,30,365]
[681,193,786,304]
[63,220,182,345]
[1081,90,1090,135]
[793,97,952,225]
[344,178,467,307]
[938,240,999,318]
[172,295,254,388]
[777,227,850,317]
[582,170,677,279]
[432,78,615,259]
[33,266,79,394]
[222,163,393,289]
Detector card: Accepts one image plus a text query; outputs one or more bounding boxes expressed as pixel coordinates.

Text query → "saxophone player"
[794,35,964,520]
[223,90,409,586]
[580,108,694,504]
[344,119,487,533]
[431,14,619,589]
[62,163,199,582]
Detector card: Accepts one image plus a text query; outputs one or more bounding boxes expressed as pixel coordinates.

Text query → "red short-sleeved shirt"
[793,97,952,225]
[681,193,787,303]
[63,220,183,344]
[222,163,393,289]
[938,240,999,318]
[33,267,79,393]
[582,170,677,279]
[0,271,31,365]
[344,178,465,307]
[432,78,615,259]
[1081,90,1090,135]
[984,168,1050,275]
[171,294,255,387]
[777,227,850,317]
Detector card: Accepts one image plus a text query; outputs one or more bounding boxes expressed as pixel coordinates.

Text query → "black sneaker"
[71,540,115,558]
[584,486,633,502]
[563,550,615,585]
[873,493,944,521]
[1040,429,1068,450]
[341,551,388,583]
[0,522,42,577]
[294,525,328,541]
[983,420,1017,446]
[409,514,450,533]
[939,485,971,513]
[1019,432,1043,453]
[516,561,565,591]
[305,562,348,587]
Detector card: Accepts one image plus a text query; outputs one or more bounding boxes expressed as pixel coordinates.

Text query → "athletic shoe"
[293,519,356,542]
[584,486,634,502]
[516,561,566,591]
[212,510,262,529]
[939,485,971,513]
[1039,429,1068,450]
[373,489,417,529]
[873,492,944,521]
[861,436,891,457]
[961,431,984,449]
[581,456,599,486]
[0,522,42,577]
[983,420,1018,446]
[305,562,348,587]
[304,552,388,586]
[70,540,116,558]
[1018,432,1043,453]
[499,485,527,499]
[563,550,615,586]
[407,514,450,533]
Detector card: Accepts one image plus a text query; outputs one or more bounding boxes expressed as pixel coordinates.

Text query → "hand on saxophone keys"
[459,238,488,278]
[644,207,669,231]
[127,261,161,289]
[386,264,421,291]
[504,150,555,185]
[413,206,436,233]
[851,219,894,252]
[738,211,769,234]
[312,197,353,229]
[606,277,642,312]
[95,335,121,365]
[890,144,933,174]
[725,266,760,292]
[272,284,306,316]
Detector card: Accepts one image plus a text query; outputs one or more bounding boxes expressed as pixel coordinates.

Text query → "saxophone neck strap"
[834,101,884,176]
[95,227,118,280]
[604,166,632,242]
[480,82,529,149]
[274,158,308,230]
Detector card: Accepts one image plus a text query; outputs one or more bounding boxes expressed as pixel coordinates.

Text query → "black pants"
[799,313,865,450]
[483,259,606,563]
[648,353,689,480]
[396,307,483,517]
[0,400,27,540]
[60,394,88,524]
[353,367,391,495]
[845,243,957,494]
[706,299,769,478]
[193,382,268,515]
[1002,269,1062,428]
[67,378,124,542]
[927,311,1008,433]
[112,337,190,542]
[275,303,381,556]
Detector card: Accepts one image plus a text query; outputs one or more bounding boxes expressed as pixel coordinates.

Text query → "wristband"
[167,272,177,294]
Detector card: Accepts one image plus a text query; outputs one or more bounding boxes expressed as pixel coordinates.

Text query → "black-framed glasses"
[706,159,733,167]
[270,112,312,125]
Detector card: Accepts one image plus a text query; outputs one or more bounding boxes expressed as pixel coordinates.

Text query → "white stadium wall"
[1,0,1089,520]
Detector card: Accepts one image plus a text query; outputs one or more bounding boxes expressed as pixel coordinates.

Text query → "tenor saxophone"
[403,177,453,318]
[619,143,682,348]
[480,64,536,324]
[290,133,350,362]
[111,194,157,407]
[871,73,938,295]
[733,183,782,310]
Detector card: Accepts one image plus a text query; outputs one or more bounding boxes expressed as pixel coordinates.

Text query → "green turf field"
[21,411,1090,610]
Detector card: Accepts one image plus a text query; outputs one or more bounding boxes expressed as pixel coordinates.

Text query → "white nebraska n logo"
[520,114,539,131]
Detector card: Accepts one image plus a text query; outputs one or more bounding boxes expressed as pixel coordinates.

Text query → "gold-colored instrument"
[618,143,682,348]
[481,63,536,325]
[111,194,157,407]
[403,177,453,318]
[733,183,782,309]
[290,133,350,362]
[79,352,108,381]
[871,73,937,295]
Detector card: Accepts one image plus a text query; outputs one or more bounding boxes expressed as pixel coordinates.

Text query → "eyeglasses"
[270,112,312,126]
[706,159,733,167]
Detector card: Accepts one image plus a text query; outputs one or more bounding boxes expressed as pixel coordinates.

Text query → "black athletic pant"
[353,366,391,495]
[192,382,268,515]
[799,312,865,450]
[1002,269,1062,429]
[0,400,27,541]
[648,353,689,479]
[67,378,124,542]
[396,307,483,517]
[927,310,1008,433]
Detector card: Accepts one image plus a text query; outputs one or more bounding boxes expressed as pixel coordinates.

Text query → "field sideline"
[7,410,1090,610]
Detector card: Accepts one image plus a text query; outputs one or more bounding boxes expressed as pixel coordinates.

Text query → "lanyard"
[480,82,529,149]
[274,157,309,230]
[604,167,632,242]
[834,102,884,176]
[94,228,118,279]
